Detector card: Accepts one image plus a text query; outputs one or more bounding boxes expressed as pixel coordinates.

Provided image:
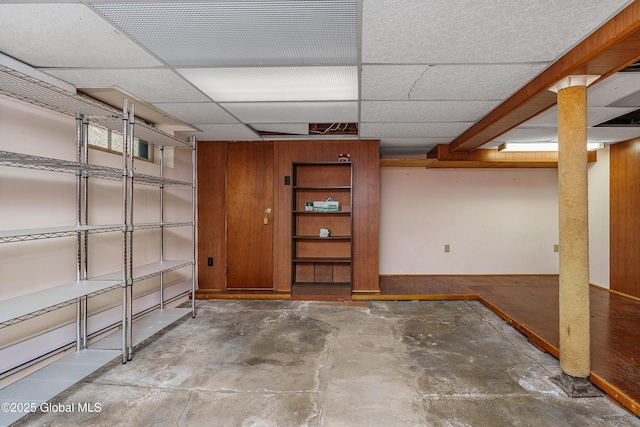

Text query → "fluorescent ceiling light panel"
[498,142,604,151]
[178,67,358,102]
[91,1,358,67]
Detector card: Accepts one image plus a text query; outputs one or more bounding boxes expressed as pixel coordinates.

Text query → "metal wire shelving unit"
[0,58,197,368]
[0,63,192,149]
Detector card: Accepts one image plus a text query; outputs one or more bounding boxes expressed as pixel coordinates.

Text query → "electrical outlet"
[207,257,214,266]
[444,244,450,253]
[553,244,559,253]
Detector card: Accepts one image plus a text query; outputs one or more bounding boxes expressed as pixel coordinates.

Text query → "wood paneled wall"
[273,140,380,292]
[197,139,380,293]
[197,141,226,290]
[610,138,640,298]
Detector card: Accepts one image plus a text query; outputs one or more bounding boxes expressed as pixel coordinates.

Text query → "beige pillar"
[549,75,600,395]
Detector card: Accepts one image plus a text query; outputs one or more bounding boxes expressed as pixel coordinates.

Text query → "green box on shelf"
[313,201,341,212]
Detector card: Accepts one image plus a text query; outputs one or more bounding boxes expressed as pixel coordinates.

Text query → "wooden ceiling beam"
[449,0,640,153]
[420,144,597,168]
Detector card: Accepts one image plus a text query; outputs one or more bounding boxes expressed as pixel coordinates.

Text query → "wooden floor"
[361,275,640,417]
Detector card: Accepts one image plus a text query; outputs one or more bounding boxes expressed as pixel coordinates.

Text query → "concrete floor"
[14,300,640,426]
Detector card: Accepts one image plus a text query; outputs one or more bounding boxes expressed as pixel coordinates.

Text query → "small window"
[87,124,152,161]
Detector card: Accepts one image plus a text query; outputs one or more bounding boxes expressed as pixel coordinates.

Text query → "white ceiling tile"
[91,1,357,67]
[40,69,209,103]
[361,101,499,123]
[178,67,357,102]
[220,101,358,123]
[362,64,549,101]
[588,72,640,107]
[362,0,630,64]
[586,127,640,144]
[494,127,559,143]
[181,124,261,141]
[360,122,471,139]
[486,118,640,148]
[519,108,558,128]
[250,124,309,135]
[480,140,504,149]
[151,102,239,124]
[0,4,162,68]
[521,106,640,128]
[607,89,640,107]
[485,125,640,148]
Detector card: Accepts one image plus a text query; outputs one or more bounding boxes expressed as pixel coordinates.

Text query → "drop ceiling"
[0,0,638,154]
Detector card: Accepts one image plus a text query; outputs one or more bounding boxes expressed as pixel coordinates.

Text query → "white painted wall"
[380,167,561,274]
[380,157,611,286]
[588,146,610,288]
[0,96,194,365]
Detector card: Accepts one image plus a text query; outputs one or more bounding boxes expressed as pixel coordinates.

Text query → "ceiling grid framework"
[0,0,637,151]
[360,0,634,155]
[88,0,360,141]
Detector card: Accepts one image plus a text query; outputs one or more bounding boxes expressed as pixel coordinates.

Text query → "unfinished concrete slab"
[11,300,640,426]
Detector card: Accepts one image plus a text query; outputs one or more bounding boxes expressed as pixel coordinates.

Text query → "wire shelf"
[0,151,191,187]
[91,260,194,283]
[0,65,192,148]
[0,280,122,329]
[134,222,194,230]
[133,172,191,187]
[0,225,124,244]
[0,150,123,181]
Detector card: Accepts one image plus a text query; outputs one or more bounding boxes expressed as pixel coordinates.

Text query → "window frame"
[87,124,154,163]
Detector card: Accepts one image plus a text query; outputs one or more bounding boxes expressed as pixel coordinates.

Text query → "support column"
[549,75,602,397]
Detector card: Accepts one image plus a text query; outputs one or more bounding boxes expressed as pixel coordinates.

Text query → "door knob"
[265,208,272,214]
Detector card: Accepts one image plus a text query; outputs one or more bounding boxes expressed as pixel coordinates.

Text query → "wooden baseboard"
[352,294,476,301]
[195,291,290,300]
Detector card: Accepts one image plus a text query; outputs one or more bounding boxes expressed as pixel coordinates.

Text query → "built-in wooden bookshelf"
[291,162,352,289]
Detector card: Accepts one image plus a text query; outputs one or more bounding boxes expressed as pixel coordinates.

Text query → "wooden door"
[226,142,274,289]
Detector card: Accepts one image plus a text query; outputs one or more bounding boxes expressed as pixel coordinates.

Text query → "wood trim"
[352,294,476,301]
[272,140,380,292]
[196,141,226,290]
[449,1,640,152]
[423,145,596,168]
[379,158,437,168]
[590,373,639,417]
[610,138,640,297]
[195,291,291,300]
[476,295,560,358]
[607,286,640,303]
